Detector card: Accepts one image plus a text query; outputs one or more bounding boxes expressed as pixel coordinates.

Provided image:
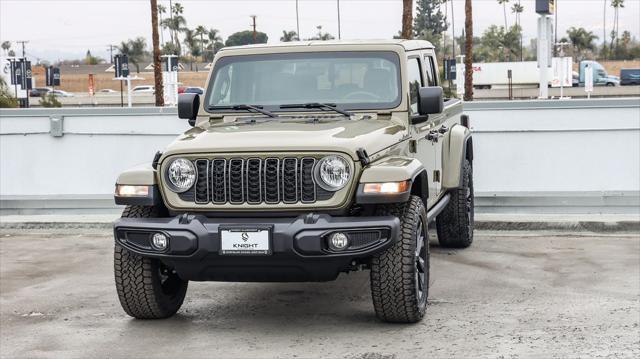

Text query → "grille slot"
[194,159,209,204]
[186,156,336,205]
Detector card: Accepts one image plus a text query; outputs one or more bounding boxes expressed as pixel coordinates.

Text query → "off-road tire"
[436,159,474,248]
[370,196,429,323]
[114,205,188,319]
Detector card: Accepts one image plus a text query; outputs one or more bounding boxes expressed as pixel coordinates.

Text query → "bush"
[0,77,18,108]
[40,93,62,108]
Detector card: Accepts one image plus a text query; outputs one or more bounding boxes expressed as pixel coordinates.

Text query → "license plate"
[220,228,271,255]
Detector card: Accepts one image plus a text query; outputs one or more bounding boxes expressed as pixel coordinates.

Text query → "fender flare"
[114,163,161,206]
[356,156,428,204]
[442,124,472,189]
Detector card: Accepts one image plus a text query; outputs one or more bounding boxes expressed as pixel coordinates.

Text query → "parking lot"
[0,229,638,359]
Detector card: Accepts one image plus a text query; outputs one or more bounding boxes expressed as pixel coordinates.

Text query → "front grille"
[183,157,333,205]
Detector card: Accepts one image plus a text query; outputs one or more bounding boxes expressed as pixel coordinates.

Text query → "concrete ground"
[0,229,638,359]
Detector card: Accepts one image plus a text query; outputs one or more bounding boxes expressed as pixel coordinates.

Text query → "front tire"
[114,205,188,319]
[436,159,474,248]
[370,196,429,323]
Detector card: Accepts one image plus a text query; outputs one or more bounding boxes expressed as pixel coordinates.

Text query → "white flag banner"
[551,57,572,87]
[585,66,594,93]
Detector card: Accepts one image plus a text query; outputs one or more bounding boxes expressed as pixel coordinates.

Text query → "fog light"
[328,232,349,251]
[151,233,168,251]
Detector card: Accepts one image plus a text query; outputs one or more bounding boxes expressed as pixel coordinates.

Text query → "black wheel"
[606,82,615,87]
[436,159,474,248]
[114,205,188,319]
[370,196,429,323]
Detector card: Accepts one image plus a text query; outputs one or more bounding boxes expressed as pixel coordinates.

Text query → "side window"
[407,58,423,115]
[424,55,437,86]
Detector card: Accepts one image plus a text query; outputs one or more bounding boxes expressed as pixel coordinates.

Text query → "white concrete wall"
[1,98,639,214]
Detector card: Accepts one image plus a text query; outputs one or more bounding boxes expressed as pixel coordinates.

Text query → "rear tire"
[370,196,429,323]
[114,205,188,319]
[436,159,474,248]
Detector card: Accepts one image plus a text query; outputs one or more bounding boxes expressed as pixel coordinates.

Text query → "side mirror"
[417,86,443,116]
[178,93,200,126]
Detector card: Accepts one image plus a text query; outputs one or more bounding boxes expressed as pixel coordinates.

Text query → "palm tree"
[150,0,164,106]
[195,25,207,61]
[161,2,187,54]
[118,37,148,73]
[464,0,473,101]
[401,0,413,39]
[157,4,166,45]
[511,1,524,60]
[183,28,200,71]
[1,41,10,55]
[280,30,299,42]
[611,0,624,54]
[204,28,223,62]
[567,27,598,60]
[497,0,509,30]
[511,2,523,27]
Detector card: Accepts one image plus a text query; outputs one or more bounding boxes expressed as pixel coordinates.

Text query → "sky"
[1,0,639,62]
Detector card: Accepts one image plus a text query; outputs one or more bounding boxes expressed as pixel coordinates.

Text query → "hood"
[162,116,408,160]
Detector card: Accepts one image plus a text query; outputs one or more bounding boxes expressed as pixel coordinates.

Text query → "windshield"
[205,51,401,112]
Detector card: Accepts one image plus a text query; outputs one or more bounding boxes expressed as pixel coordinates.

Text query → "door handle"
[438,125,449,134]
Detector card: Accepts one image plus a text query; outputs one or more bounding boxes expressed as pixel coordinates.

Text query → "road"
[0,229,638,359]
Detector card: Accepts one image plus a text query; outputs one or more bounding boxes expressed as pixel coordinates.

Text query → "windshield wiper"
[279,103,353,117]
[209,104,278,118]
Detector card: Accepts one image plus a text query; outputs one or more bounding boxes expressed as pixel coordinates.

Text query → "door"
[422,53,444,200]
[408,55,439,208]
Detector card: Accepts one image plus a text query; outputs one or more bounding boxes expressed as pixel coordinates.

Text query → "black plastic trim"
[113,213,401,282]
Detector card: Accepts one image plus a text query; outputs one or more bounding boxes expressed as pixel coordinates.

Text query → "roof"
[220,39,434,52]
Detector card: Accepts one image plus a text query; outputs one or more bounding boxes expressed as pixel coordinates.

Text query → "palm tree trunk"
[150,0,164,107]
[464,0,473,101]
[401,0,413,39]
[603,0,607,59]
[199,34,204,62]
[503,4,507,29]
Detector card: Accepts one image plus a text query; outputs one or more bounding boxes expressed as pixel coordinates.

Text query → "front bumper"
[114,213,400,282]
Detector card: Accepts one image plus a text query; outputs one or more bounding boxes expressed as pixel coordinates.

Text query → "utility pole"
[250,15,257,43]
[16,40,28,58]
[296,0,300,39]
[107,45,114,64]
[337,0,341,40]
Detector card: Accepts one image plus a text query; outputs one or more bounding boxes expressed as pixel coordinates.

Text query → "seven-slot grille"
[185,157,325,205]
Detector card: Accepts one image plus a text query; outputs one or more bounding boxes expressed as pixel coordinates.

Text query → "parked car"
[99,89,117,93]
[50,90,74,97]
[29,87,51,97]
[620,69,640,86]
[131,85,155,94]
[113,39,474,324]
[183,86,204,95]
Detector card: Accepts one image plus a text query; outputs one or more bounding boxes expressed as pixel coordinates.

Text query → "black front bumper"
[114,213,400,282]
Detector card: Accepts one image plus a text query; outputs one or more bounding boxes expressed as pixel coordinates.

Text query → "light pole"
[296,0,300,39]
[337,0,341,40]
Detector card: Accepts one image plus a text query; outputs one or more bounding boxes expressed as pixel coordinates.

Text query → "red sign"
[88,73,95,96]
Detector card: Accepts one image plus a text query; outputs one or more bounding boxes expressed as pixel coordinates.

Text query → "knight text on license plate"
[220,229,271,255]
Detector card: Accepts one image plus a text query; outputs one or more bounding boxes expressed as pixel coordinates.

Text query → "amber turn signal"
[362,180,410,194]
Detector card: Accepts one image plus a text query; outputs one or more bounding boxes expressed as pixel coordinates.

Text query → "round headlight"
[166,158,196,193]
[315,155,351,191]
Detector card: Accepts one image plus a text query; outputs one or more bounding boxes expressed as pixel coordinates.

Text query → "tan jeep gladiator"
[113,39,474,323]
